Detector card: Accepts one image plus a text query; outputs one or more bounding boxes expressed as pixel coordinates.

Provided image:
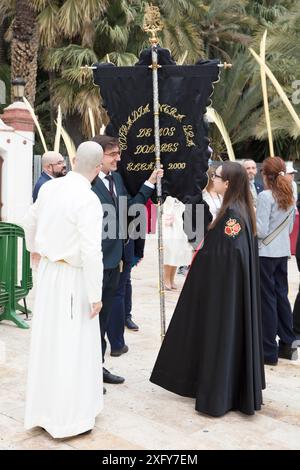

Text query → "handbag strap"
[261,209,294,246]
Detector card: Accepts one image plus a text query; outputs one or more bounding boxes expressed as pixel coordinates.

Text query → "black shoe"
[264,359,278,366]
[103,367,125,384]
[177,265,188,275]
[278,344,298,360]
[125,318,139,331]
[110,344,129,357]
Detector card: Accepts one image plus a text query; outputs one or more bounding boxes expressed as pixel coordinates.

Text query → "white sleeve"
[22,202,39,253]
[289,207,296,234]
[77,195,103,304]
[256,192,272,239]
[144,180,155,189]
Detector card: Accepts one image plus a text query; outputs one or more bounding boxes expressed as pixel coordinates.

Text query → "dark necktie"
[105,174,117,205]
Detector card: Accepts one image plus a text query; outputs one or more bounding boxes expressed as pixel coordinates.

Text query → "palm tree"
[0,21,6,65]
[3,0,299,157]
[31,0,108,146]
[10,0,39,104]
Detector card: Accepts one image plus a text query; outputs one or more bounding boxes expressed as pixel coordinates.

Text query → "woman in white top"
[162,196,193,290]
[202,166,223,221]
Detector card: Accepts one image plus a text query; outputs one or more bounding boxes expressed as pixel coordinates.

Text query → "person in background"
[33,151,66,202]
[202,166,223,221]
[107,237,144,355]
[162,196,193,290]
[243,159,263,207]
[256,157,298,365]
[285,161,298,204]
[125,238,146,331]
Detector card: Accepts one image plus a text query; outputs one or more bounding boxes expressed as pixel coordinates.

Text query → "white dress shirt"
[99,171,154,194]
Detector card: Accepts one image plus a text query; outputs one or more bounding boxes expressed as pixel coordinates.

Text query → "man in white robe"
[22,141,104,438]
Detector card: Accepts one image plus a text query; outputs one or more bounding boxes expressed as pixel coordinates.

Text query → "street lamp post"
[11,78,26,102]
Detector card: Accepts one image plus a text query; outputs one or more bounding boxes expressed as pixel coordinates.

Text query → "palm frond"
[23,96,48,153]
[37,3,60,47]
[88,107,95,137]
[44,45,98,71]
[54,104,62,152]
[0,0,15,18]
[101,51,138,66]
[249,47,300,133]
[206,107,235,161]
[260,30,274,156]
[61,126,76,164]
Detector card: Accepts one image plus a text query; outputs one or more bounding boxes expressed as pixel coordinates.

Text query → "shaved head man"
[32,151,66,202]
[42,151,66,177]
[23,141,104,438]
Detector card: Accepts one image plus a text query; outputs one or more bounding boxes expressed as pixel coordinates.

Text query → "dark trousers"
[259,257,296,362]
[99,267,120,362]
[107,262,132,351]
[125,274,132,322]
[293,285,300,333]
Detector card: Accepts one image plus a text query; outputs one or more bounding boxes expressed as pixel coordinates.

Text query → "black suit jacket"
[92,172,153,269]
[32,172,52,202]
[254,180,264,194]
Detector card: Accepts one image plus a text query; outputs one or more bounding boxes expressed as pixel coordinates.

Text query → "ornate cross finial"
[143,3,163,45]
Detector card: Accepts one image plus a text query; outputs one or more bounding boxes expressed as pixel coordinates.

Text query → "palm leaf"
[260,30,274,156]
[206,107,235,161]
[54,105,62,152]
[249,47,300,133]
[61,126,76,165]
[88,107,95,137]
[23,96,48,153]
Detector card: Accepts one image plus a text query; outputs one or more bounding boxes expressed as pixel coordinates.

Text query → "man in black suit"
[33,151,66,202]
[92,135,163,384]
[243,159,263,207]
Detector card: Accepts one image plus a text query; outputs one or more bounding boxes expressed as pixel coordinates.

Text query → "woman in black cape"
[150,161,265,417]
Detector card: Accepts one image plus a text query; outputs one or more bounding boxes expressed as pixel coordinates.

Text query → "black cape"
[150,207,265,417]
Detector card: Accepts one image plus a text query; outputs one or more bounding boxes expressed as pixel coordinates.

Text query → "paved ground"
[0,237,300,450]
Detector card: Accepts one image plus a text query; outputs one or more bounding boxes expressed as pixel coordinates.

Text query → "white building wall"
[0,107,34,224]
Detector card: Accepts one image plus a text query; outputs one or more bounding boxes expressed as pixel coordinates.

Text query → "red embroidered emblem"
[224,219,241,238]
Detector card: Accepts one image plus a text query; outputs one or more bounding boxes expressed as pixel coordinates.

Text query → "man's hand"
[148,167,164,185]
[90,301,102,319]
[31,252,41,268]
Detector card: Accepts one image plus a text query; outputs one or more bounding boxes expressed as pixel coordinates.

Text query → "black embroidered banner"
[93,47,220,202]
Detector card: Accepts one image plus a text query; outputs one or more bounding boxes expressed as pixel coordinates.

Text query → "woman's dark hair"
[262,157,294,210]
[210,161,256,235]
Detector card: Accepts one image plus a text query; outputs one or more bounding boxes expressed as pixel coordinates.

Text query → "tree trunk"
[0,20,6,65]
[11,0,39,105]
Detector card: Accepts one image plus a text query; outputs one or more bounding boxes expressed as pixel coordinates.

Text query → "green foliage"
[0,64,11,112]
[1,0,300,158]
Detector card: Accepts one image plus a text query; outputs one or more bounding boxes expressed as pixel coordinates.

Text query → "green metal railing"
[0,222,32,329]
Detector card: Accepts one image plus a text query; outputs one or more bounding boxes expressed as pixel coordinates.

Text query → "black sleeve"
[182,193,212,249]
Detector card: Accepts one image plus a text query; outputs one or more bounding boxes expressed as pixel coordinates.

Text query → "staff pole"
[144,4,166,340]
